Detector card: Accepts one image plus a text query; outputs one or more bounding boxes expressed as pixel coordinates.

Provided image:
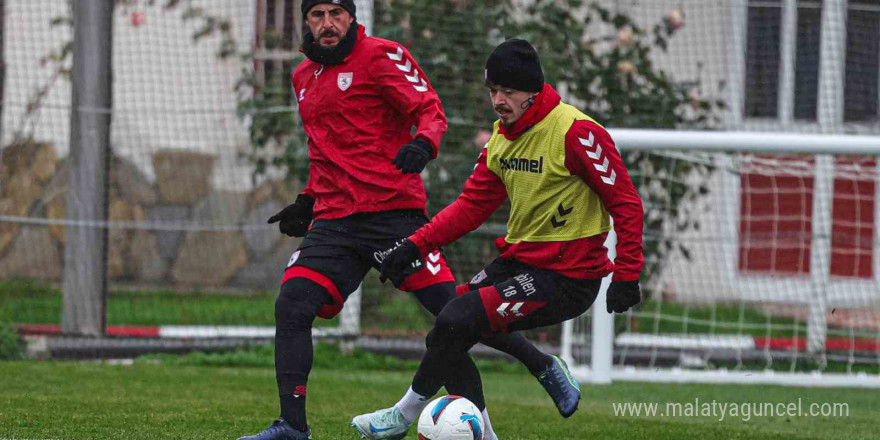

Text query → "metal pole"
[806,0,847,355]
[337,0,374,349]
[62,0,113,337]
[778,0,797,124]
[590,228,616,385]
[0,0,5,147]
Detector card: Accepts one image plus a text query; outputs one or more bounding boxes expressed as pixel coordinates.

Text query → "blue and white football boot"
[537,355,581,418]
[236,418,311,440]
[350,406,411,440]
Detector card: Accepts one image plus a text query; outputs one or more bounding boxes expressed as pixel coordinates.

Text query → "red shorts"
[458,258,600,332]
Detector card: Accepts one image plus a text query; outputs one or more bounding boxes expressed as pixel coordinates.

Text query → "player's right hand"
[379,239,420,284]
[267,194,315,237]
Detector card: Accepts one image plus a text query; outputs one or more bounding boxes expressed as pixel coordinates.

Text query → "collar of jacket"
[301,23,364,65]
[497,83,561,140]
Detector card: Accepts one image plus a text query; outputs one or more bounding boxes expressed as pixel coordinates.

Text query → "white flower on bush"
[617,60,637,76]
[580,32,593,48]
[617,25,634,48]
[688,88,702,107]
[667,9,685,32]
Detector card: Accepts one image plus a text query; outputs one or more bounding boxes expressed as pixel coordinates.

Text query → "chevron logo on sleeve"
[496,302,525,317]
[579,132,616,186]
[426,251,442,275]
[386,46,429,92]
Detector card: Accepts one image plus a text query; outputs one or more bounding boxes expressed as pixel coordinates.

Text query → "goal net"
[563,131,880,387]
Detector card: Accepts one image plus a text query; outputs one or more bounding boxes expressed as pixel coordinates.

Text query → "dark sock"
[481,332,553,377]
[280,393,307,431]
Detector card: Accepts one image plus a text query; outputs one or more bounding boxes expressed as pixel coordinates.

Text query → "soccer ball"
[417,395,484,440]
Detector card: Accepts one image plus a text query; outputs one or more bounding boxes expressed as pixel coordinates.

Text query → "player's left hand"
[392,138,433,174]
[606,280,641,313]
[379,239,421,284]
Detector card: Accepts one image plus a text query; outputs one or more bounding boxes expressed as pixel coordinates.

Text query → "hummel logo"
[579,131,616,186]
[551,203,573,228]
[426,252,442,275]
[387,47,404,61]
[601,170,617,185]
[385,46,428,92]
[395,59,412,72]
[497,302,524,317]
[579,132,595,147]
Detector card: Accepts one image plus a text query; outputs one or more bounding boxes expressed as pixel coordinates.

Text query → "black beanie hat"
[485,39,544,93]
[302,0,356,18]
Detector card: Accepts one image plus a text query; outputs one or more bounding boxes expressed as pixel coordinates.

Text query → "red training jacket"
[292,25,447,220]
[409,85,644,281]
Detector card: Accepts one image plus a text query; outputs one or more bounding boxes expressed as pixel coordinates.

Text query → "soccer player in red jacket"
[354,39,645,438]
[238,4,575,440]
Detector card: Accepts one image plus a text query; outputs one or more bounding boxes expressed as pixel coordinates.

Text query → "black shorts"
[281,209,454,319]
[460,258,600,332]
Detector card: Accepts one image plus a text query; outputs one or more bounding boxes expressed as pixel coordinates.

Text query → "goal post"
[564,129,880,388]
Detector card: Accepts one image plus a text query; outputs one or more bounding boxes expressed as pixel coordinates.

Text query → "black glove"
[606,280,641,313]
[392,138,433,174]
[379,239,421,284]
[267,194,315,237]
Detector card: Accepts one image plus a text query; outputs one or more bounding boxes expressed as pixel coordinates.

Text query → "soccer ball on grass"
[416,395,484,440]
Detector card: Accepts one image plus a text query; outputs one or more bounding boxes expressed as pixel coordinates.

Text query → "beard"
[302,21,359,65]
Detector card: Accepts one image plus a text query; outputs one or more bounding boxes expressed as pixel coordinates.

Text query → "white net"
[568,141,880,383]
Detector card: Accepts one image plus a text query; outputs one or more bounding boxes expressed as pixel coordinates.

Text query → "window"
[739,155,877,279]
[830,157,875,278]
[844,0,880,122]
[739,156,814,275]
[254,0,302,104]
[744,1,824,121]
[743,0,880,124]
[744,2,782,118]
[793,1,821,121]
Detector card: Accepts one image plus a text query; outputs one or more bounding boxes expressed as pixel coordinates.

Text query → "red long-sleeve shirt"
[409,85,644,281]
[292,25,447,219]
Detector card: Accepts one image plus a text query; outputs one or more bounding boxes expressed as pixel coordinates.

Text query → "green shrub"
[0,322,24,361]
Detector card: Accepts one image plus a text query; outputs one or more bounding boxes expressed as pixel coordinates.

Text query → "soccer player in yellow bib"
[352,39,644,439]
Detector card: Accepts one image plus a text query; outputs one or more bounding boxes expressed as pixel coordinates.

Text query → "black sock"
[275,278,330,433]
[481,332,553,377]
[280,393,307,431]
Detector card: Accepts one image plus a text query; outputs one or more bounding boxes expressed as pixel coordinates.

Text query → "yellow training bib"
[486,103,611,243]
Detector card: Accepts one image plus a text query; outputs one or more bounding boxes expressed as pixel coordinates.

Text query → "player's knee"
[275,277,329,330]
[434,293,487,340]
[434,304,475,340]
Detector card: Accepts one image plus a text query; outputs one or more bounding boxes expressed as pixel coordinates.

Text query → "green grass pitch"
[1,357,878,440]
